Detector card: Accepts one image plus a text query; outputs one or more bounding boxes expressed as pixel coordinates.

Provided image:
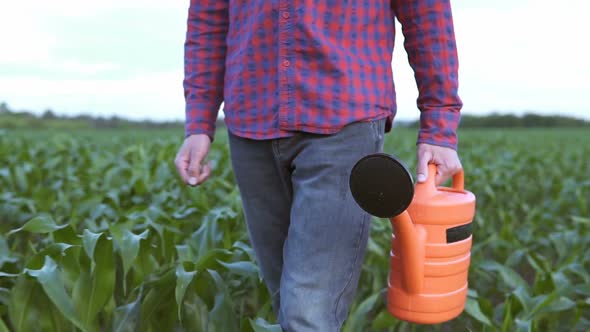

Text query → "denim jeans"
[227,118,386,331]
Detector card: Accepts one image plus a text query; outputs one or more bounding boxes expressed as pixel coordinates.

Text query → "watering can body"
[349,155,476,324]
[388,164,476,324]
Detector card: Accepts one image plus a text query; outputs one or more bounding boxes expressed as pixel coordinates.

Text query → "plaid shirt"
[184,0,462,149]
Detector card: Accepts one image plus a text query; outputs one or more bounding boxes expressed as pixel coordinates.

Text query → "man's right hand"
[174,134,212,186]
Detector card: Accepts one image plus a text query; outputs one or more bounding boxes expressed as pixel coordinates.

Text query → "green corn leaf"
[73,232,115,329]
[8,277,38,332]
[369,310,398,330]
[35,285,75,332]
[138,268,176,331]
[117,229,149,293]
[479,260,529,290]
[526,293,576,318]
[465,297,493,326]
[0,317,9,332]
[232,241,256,261]
[0,287,10,305]
[59,245,82,288]
[249,317,282,332]
[342,291,381,332]
[52,225,81,246]
[0,235,18,267]
[112,287,143,332]
[172,207,198,219]
[82,229,103,268]
[571,215,590,225]
[8,214,67,235]
[24,256,86,331]
[183,295,209,332]
[566,263,590,283]
[72,271,94,328]
[575,284,590,296]
[105,190,120,207]
[515,318,532,332]
[134,239,158,281]
[501,295,513,332]
[176,244,193,262]
[175,263,197,321]
[194,248,232,271]
[139,287,177,332]
[207,269,238,332]
[543,296,576,313]
[216,260,259,280]
[13,166,27,193]
[24,242,77,271]
[0,272,18,277]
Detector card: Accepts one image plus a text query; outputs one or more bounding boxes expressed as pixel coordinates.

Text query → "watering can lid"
[349,153,414,218]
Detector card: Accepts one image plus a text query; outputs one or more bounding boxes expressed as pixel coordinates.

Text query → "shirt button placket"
[278,1,292,129]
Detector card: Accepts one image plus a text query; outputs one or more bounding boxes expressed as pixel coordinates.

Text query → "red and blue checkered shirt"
[184,0,463,149]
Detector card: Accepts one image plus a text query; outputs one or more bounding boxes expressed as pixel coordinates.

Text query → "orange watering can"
[349,153,476,324]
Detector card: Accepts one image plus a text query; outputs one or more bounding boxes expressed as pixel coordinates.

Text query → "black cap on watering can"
[349,153,414,218]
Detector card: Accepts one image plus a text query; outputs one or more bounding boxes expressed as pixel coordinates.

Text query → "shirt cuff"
[417,110,460,150]
[184,102,218,142]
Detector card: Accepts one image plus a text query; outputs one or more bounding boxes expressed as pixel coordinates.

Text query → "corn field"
[0,128,589,331]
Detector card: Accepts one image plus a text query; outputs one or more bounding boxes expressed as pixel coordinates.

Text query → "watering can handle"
[426,163,464,191]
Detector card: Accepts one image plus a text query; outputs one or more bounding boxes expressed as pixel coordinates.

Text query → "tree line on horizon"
[405,112,589,128]
[1,102,588,130]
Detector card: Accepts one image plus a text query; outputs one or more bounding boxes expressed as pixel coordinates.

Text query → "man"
[175,1,463,330]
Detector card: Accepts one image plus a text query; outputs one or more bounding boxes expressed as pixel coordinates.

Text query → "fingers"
[187,147,206,186]
[435,163,452,186]
[197,160,212,184]
[435,160,463,186]
[174,150,190,184]
[416,150,432,183]
[416,143,462,186]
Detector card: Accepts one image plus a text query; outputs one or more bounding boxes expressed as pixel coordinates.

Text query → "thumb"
[417,150,432,183]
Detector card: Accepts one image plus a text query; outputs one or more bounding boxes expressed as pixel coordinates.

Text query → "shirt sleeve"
[391,0,463,150]
[183,0,229,141]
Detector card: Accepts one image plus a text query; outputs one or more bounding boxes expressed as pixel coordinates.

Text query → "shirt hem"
[226,112,392,140]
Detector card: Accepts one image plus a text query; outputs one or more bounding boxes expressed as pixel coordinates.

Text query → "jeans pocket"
[371,118,386,151]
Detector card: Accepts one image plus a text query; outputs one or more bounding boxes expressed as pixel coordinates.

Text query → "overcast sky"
[0,0,588,121]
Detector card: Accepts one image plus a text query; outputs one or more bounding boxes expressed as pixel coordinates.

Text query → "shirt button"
[282,12,290,19]
[283,60,291,67]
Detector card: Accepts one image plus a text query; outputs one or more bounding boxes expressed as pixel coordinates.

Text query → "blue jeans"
[227,119,386,331]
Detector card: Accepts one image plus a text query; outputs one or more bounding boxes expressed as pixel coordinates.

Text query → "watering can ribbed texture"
[349,153,476,324]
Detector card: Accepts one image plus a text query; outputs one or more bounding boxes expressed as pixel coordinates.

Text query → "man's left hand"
[416,143,462,186]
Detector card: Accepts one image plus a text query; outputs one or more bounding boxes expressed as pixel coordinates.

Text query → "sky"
[0,0,588,122]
